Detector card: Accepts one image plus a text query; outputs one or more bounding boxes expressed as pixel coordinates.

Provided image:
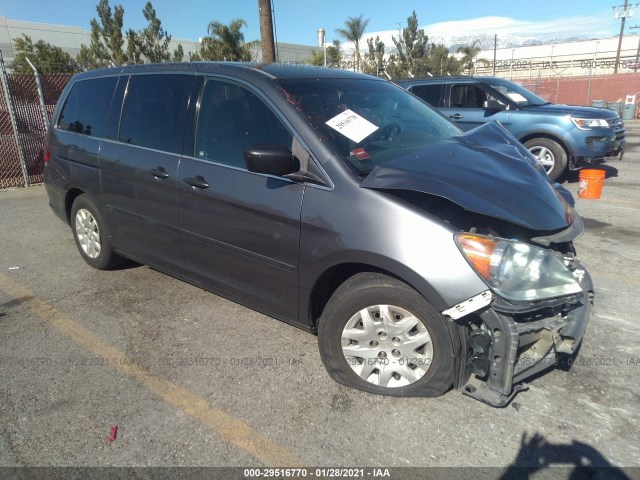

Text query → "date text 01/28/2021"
[243,468,391,477]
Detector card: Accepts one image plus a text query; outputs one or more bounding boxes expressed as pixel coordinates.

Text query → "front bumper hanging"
[447,264,594,407]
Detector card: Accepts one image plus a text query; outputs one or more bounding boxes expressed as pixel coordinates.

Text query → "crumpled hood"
[360,122,574,232]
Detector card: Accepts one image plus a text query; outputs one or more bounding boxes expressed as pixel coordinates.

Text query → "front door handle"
[183,175,210,190]
[149,166,170,179]
[449,113,464,120]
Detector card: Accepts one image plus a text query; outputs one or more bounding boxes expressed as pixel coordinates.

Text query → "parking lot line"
[0,273,305,468]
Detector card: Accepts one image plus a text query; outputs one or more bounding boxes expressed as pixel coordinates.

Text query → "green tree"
[363,36,385,76]
[326,40,342,68]
[77,0,127,69]
[389,11,429,77]
[457,40,482,75]
[189,50,203,61]
[172,44,184,62]
[139,1,171,62]
[125,29,143,64]
[335,14,369,71]
[307,49,324,66]
[429,44,462,75]
[386,11,461,78]
[200,19,252,61]
[9,35,78,73]
[305,39,342,67]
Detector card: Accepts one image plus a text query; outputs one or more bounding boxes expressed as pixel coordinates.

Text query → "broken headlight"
[455,233,582,302]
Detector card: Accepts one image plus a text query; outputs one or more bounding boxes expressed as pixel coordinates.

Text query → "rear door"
[177,77,305,320]
[100,74,194,271]
[407,83,445,108]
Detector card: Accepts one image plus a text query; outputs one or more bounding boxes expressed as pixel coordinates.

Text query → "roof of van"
[72,62,376,82]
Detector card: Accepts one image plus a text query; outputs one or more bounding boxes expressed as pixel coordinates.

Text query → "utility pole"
[492,34,497,76]
[258,0,276,63]
[613,1,637,74]
[631,25,640,71]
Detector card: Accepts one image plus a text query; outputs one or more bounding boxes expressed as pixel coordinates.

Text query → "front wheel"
[318,273,455,397]
[71,194,124,270]
[524,137,568,181]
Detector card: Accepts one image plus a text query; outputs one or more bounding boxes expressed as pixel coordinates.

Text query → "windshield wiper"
[522,102,551,107]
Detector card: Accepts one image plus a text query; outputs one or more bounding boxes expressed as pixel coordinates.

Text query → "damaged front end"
[445,220,593,407]
[359,122,594,406]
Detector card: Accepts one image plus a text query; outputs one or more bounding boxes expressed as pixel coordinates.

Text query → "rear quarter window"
[410,84,444,107]
[57,77,117,138]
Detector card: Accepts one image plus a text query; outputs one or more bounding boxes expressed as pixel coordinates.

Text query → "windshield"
[277,78,461,175]
[486,78,548,106]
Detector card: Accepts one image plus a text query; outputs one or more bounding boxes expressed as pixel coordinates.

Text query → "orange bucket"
[578,169,605,199]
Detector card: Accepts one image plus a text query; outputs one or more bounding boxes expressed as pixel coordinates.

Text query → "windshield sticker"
[351,148,371,161]
[506,92,527,103]
[326,109,379,143]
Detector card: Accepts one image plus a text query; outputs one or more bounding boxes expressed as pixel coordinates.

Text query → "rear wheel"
[71,194,123,270]
[524,137,568,181]
[318,273,455,397]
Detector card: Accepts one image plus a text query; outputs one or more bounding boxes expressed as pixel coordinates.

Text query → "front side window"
[277,78,460,175]
[486,78,549,107]
[57,77,117,138]
[119,75,192,153]
[194,78,293,168]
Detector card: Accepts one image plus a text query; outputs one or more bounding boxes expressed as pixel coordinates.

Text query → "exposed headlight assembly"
[571,117,609,130]
[455,233,582,302]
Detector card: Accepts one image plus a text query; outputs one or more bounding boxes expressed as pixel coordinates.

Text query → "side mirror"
[244,144,299,176]
[483,100,506,111]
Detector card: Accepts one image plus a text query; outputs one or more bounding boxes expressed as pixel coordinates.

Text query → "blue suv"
[396,76,625,180]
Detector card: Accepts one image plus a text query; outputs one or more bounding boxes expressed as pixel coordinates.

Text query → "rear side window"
[450,84,488,108]
[410,84,444,107]
[57,77,117,138]
[119,75,192,153]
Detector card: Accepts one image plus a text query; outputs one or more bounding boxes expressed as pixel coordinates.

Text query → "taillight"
[43,142,50,165]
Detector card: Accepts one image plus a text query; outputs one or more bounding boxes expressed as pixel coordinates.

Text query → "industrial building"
[0,15,320,67]
[474,35,640,79]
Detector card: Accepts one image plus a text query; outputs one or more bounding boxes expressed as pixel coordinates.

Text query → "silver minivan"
[44,63,593,406]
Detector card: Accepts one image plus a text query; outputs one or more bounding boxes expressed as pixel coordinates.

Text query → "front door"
[441,83,508,131]
[178,77,305,320]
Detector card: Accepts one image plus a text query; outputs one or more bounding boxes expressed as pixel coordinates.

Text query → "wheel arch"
[64,188,86,225]
[307,261,447,332]
[519,131,573,159]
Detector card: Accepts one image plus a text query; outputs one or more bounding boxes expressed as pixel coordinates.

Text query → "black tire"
[317,273,455,397]
[70,194,123,270]
[524,137,568,181]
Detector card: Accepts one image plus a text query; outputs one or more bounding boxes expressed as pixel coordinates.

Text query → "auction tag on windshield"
[326,109,378,143]
[506,92,527,103]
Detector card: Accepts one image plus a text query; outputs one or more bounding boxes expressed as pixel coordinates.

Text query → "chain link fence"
[0,55,70,189]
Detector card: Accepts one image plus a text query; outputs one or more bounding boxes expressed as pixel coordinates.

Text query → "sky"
[0,0,628,47]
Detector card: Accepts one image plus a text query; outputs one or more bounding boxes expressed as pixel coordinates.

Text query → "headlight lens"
[571,117,609,130]
[455,233,582,302]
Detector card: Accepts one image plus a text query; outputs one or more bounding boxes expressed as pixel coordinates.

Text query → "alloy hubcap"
[528,146,555,173]
[341,305,433,388]
[75,208,101,259]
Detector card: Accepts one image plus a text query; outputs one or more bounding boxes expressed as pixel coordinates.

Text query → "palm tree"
[203,18,251,61]
[336,14,369,72]
[457,40,482,76]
